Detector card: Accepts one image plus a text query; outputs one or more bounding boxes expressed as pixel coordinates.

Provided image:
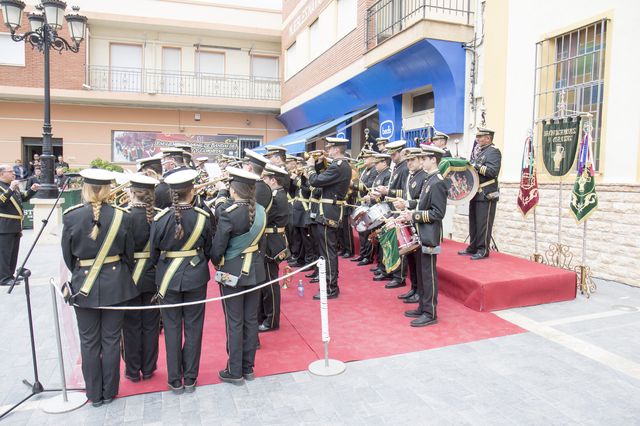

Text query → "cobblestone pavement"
[1,231,639,425]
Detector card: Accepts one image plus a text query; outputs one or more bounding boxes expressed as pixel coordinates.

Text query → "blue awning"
[259,107,370,154]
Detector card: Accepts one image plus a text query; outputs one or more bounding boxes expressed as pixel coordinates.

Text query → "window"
[309,18,321,59]
[161,47,181,94]
[251,56,278,80]
[337,0,357,39]
[196,51,225,75]
[412,92,435,113]
[0,33,24,66]
[110,44,143,92]
[534,20,607,170]
[285,42,297,79]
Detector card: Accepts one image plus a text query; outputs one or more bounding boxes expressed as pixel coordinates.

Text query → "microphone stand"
[1,177,77,420]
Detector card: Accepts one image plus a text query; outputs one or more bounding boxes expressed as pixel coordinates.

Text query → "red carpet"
[438,240,577,311]
[104,255,525,397]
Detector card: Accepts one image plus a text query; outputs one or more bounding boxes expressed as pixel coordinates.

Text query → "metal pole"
[533,209,538,254]
[582,220,587,265]
[40,26,58,199]
[50,284,68,402]
[558,177,562,244]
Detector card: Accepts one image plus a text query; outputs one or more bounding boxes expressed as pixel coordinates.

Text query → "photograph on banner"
[112,131,240,163]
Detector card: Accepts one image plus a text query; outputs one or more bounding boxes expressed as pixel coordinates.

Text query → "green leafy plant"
[90,158,124,173]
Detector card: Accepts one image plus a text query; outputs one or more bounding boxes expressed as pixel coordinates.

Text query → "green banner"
[570,169,598,223]
[379,227,401,273]
[541,118,581,176]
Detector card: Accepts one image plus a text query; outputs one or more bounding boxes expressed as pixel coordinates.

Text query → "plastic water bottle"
[297,279,304,297]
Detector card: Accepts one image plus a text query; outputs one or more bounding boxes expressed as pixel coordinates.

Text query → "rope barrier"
[50,259,321,311]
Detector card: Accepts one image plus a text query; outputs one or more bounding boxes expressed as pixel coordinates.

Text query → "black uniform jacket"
[150,206,213,292]
[265,187,289,261]
[0,181,36,233]
[256,181,273,210]
[291,174,310,227]
[411,171,449,247]
[211,201,266,287]
[358,166,378,200]
[307,157,352,228]
[61,203,137,308]
[129,206,157,294]
[406,169,428,202]
[471,144,502,202]
[370,167,391,203]
[387,160,410,200]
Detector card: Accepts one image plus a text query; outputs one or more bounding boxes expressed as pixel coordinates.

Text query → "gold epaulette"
[63,203,83,215]
[272,189,278,197]
[214,196,227,206]
[114,205,130,213]
[194,206,210,217]
[154,207,162,212]
[153,207,170,221]
[225,204,238,213]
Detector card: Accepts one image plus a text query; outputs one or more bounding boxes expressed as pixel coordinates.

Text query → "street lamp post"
[0,0,87,198]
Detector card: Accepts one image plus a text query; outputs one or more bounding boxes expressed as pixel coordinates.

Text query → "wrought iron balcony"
[366,0,474,50]
[87,65,281,101]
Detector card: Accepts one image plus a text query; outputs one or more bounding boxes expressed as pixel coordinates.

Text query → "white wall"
[502,0,640,183]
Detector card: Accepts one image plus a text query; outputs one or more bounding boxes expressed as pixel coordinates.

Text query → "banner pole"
[557,177,563,244]
[41,281,86,414]
[308,258,345,376]
[533,209,539,254]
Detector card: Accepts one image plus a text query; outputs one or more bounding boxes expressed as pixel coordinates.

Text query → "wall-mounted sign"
[112,131,239,163]
[288,0,322,37]
[380,120,394,139]
[336,132,346,139]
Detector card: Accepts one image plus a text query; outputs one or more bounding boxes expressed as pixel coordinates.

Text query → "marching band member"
[211,167,266,383]
[156,148,188,209]
[458,127,502,260]
[285,155,303,265]
[350,150,378,266]
[263,145,291,192]
[375,137,389,153]
[337,154,357,259]
[258,164,290,332]
[61,169,137,407]
[374,140,410,288]
[431,131,453,157]
[366,153,392,277]
[304,137,352,299]
[242,149,272,209]
[393,148,427,304]
[122,174,161,383]
[150,169,212,394]
[291,157,317,269]
[397,146,449,327]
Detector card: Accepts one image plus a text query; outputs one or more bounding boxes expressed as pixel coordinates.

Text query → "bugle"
[194,176,229,193]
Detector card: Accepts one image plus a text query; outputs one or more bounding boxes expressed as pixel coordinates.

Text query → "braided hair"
[130,187,155,224]
[230,180,256,224]
[170,187,193,240]
[81,183,111,240]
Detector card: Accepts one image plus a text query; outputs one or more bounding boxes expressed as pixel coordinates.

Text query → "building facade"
[0,0,286,168]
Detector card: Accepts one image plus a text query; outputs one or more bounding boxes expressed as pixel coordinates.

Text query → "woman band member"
[211,167,266,384]
[150,169,212,394]
[61,169,137,407]
[122,174,161,383]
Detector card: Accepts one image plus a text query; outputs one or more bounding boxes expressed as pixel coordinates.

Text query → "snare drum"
[363,203,391,231]
[396,224,420,256]
[350,205,369,227]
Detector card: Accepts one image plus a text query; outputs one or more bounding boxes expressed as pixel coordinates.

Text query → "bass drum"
[439,158,480,205]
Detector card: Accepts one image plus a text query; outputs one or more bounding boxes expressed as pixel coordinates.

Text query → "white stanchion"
[41,279,86,414]
[308,258,346,376]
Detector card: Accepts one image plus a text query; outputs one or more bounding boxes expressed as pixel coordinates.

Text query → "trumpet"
[303,150,329,171]
[194,176,229,193]
[109,182,131,207]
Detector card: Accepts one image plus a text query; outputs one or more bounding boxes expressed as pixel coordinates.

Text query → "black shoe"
[168,380,184,394]
[373,274,393,282]
[218,369,244,385]
[458,248,475,256]
[337,250,345,257]
[243,369,255,381]
[404,309,422,318]
[471,251,489,260]
[350,256,364,262]
[142,371,155,380]
[403,294,420,304]
[369,267,380,272]
[341,252,352,258]
[287,258,298,265]
[357,258,372,266]
[258,323,279,332]
[305,271,318,278]
[385,280,406,289]
[184,378,197,393]
[398,289,416,299]
[310,278,319,283]
[313,288,340,300]
[411,314,438,327]
[125,373,141,383]
[102,397,114,405]
[91,399,103,408]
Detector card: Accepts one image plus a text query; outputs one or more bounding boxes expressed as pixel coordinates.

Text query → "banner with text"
[112,131,240,163]
[541,117,581,177]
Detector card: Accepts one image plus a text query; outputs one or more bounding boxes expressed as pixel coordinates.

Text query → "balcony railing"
[87,65,281,101]
[365,0,474,50]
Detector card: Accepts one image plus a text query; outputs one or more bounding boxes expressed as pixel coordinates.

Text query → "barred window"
[534,19,607,170]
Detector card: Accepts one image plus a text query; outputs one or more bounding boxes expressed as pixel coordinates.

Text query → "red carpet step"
[438,240,577,311]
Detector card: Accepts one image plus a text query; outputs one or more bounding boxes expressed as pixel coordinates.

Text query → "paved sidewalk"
[1,231,639,425]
